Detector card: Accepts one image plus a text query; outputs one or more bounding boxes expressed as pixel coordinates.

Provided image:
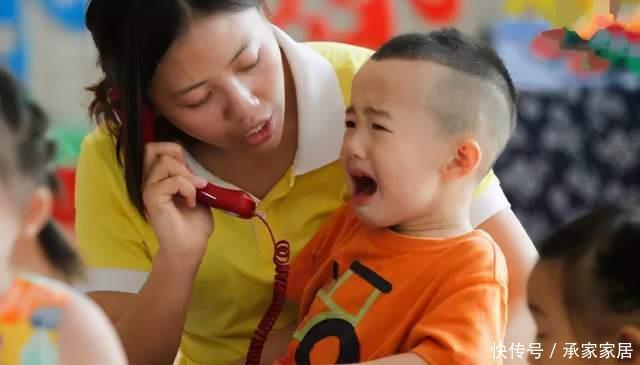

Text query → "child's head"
[341,28,516,230]
[0,69,70,289]
[528,205,640,365]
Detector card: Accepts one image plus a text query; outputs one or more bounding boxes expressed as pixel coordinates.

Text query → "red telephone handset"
[106,88,256,218]
[195,183,256,219]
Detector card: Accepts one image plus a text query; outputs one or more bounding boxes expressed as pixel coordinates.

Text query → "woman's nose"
[225,77,260,121]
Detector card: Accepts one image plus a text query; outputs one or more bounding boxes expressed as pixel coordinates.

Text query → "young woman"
[77,1,537,364]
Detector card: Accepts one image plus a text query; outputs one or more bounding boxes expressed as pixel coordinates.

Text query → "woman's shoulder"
[304,41,373,75]
[81,124,117,159]
[304,41,373,104]
[77,124,126,187]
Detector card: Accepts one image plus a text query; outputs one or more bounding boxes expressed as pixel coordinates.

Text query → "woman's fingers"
[143,142,186,182]
[144,174,198,208]
[144,153,207,189]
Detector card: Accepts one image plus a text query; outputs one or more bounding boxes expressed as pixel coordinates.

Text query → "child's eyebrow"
[345,106,392,119]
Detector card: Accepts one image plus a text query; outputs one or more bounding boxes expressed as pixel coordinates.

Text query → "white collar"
[272,26,346,175]
[186,26,346,189]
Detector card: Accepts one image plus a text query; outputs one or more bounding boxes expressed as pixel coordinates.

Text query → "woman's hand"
[142,142,213,263]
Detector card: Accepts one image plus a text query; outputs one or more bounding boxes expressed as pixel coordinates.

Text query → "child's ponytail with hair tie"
[37,219,84,282]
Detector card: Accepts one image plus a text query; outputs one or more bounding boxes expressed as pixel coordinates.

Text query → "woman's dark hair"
[85,0,264,217]
[0,68,83,281]
[538,205,640,329]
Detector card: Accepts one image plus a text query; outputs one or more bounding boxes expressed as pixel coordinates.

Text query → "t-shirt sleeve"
[286,205,353,305]
[409,239,509,365]
[470,170,511,227]
[74,128,152,294]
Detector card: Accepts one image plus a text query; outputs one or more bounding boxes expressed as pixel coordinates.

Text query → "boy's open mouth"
[351,173,378,196]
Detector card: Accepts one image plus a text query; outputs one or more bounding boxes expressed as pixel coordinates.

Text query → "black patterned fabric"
[494,87,640,243]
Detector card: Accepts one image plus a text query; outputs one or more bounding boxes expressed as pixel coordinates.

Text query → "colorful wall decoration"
[269,0,460,49]
[506,0,640,76]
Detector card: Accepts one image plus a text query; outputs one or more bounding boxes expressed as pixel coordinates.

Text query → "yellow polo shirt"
[75,27,510,365]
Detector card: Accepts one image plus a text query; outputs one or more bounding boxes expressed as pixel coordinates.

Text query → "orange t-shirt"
[278,204,508,365]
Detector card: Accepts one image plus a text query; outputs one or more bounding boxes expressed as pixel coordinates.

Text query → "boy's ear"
[442,139,481,181]
[17,186,52,241]
[617,326,640,364]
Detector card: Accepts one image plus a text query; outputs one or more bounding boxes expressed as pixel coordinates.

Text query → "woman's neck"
[190,50,298,199]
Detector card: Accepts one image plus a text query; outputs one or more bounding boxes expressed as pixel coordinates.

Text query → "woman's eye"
[186,91,212,108]
[242,55,260,72]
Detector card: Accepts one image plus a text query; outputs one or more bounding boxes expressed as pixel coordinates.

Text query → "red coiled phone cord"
[245,215,291,365]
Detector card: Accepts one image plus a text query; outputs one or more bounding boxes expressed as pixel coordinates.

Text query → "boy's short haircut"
[371,28,517,167]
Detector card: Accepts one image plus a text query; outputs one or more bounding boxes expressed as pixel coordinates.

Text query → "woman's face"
[149,7,286,156]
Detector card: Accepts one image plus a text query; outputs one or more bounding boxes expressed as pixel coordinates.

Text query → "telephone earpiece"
[106,87,157,145]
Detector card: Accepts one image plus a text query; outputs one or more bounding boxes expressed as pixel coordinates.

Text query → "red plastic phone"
[106,88,256,218]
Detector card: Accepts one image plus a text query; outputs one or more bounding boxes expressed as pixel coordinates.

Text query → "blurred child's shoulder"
[0,274,104,329]
[1,274,71,309]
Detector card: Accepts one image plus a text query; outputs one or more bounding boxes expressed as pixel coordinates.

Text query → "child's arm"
[59,292,127,365]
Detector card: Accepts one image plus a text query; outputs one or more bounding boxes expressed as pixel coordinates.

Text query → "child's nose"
[344,133,367,160]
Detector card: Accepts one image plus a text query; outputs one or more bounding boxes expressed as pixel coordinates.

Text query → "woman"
[77,1,537,365]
